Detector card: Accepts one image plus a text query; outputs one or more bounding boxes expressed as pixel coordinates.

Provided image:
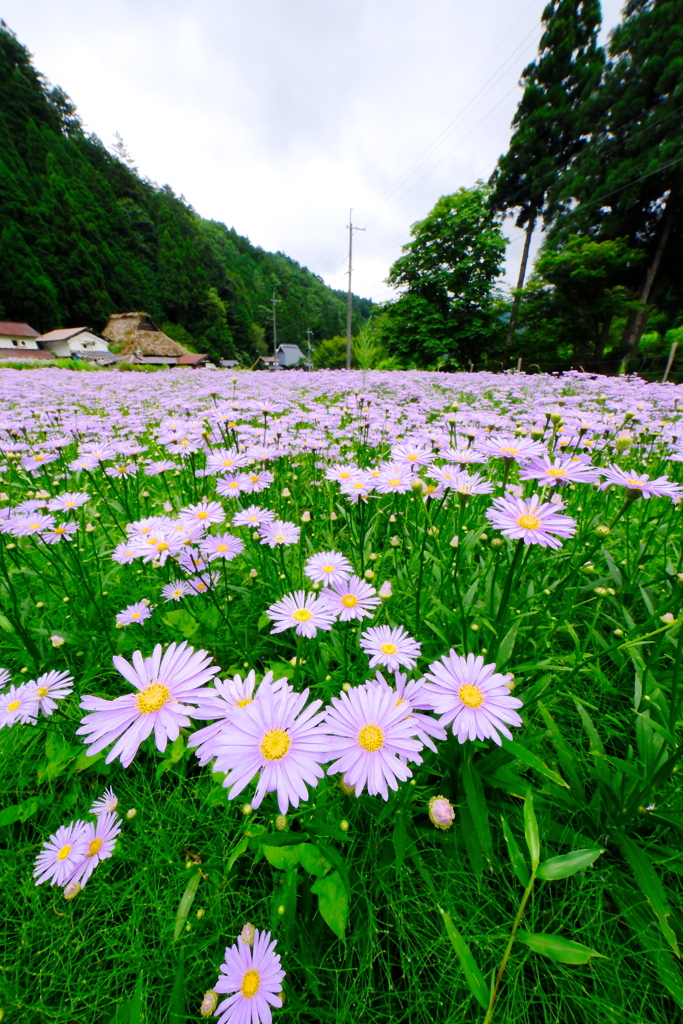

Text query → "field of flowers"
[2,366,683,1024]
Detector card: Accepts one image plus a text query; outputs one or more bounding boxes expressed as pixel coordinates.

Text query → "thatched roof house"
[102,313,190,358]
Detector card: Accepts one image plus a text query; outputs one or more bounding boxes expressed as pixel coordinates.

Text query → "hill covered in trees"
[0,24,373,363]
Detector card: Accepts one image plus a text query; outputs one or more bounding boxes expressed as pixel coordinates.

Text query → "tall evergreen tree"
[552,0,683,353]
[489,0,604,345]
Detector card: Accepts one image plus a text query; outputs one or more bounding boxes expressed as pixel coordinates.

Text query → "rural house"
[0,321,54,360]
[102,312,207,367]
[37,327,117,363]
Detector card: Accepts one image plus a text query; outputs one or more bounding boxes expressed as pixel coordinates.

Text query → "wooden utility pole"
[306,328,313,370]
[346,209,365,370]
[271,292,281,370]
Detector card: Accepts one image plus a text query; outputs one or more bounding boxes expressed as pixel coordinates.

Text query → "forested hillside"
[0,24,373,362]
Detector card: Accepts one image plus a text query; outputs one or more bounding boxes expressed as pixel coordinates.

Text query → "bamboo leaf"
[517,931,607,964]
[537,848,604,880]
[438,907,489,1009]
[502,738,569,788]
[523,790,540,871]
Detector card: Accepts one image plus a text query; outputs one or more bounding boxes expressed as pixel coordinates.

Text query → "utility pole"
[306,328,313,370]
[271,292,281,370]
[346,209,365,371]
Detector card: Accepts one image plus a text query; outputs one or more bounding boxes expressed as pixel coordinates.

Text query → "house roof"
[0,348,55,359]
[38,327,90,342]
[103,312,191,357]
[177,353,208,365]
[0,321,40,338]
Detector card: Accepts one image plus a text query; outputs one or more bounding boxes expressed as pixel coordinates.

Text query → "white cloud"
[4,0,625,302]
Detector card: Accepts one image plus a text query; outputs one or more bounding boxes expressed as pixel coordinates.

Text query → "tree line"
[372,0,683,374]
[0,23,373,363]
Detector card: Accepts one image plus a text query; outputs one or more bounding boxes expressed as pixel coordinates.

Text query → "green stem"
[482,870,536,1024]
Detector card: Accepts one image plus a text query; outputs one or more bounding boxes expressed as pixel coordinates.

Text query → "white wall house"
[0,321,40,350]
[276,344,305,368]
[38,327,114,361]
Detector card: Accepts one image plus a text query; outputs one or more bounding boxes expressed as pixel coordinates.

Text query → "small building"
[103,312,191,360]
[0,320,42,358]
[220,359,240,368]
[276,344,305,368]
[38,327,115,363]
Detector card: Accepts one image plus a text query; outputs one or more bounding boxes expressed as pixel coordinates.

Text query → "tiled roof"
[0,321,40,338]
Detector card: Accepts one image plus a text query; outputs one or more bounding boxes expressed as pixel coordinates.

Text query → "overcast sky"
[4,0,625,303]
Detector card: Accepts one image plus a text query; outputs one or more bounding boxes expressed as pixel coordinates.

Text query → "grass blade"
[438,907,489,1010]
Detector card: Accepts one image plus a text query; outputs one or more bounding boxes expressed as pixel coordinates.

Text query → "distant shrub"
[118,362,160,372]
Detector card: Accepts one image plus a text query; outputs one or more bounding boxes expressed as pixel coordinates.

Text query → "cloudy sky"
[4,0,624,303]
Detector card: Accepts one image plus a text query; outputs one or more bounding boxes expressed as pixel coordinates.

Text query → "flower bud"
[126,808,137,820]
[490,537,504,549]
[379,581,392,600]
[50,635,65,648]
[530,429,544,441]
[249,568,258,578]
[241,803,253,816]
[282,488,291,497]
[240,922,256,945]
[411,478,424,491]
[449,535,459,548]
[428,795,455,831]
[660,612,675,625]
[389,536,400,547]
[330,512,338,520]
[200,990,218,1016]
[196,908,205,919]
[340,819,350,832]
[63,880,81,900]
[275,815,288,831]
[301,510,311,522]
[389,514,396,523]
[550,413,563,425]
[85,522,95,532]
[594,524,610,538]
[364,569,375,580]
[339,774,356,796]
[615,431,633,452]
[594,587,608,596]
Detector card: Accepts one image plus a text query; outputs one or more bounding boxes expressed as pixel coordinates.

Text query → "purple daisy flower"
[200,532,245,562]
[90,787,119,815]
[359,625,421,672]
[211,680,329,813]
[232,505,276,529]
[116,602,152,627]
[485,493,576,549]
[77,642,219,767]
[205,448,249,474]
[369,671,446,752]
[478,436,547,461]
[0,683,39,728]
[598,465,683,501]
[519,456,599,487]
[304,550,353,587]
[47,492,91,512]
[179,501,225,527]
[258,520,301,548]
[267,591,336,638]
[29,669,74,717]
[216,475,247,498]
[213,928,285,1024]
[40,521,79,544]
[322,575,380,621]
[67,812,121,889]
[161,579,192,602]
[33,821,90,886]
[325,683,424,798]
[423,651,523,745]
[374,464,414,495]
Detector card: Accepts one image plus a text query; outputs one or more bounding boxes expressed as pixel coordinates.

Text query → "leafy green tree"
[0,222,59,329]
[384,186,506,367]
[489,0,604,345]
[553,0,683,352]
[312,335,357,370]
[518,235,644,365]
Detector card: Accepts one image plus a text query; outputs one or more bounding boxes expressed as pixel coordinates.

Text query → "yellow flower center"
[626,478,642,487]
[54,526,66,534]
[35,455,45,461]
[136,682,170,714]
[197,511,208,519]
[292,608,313,622]
[131,612,140,619]
[260,729,290,760]
[223,460,234,466]
[56,844,71,861]
[275,534,285,543]
[29,522,40,530]
[249,476,259,483]
[546,467,566,477]
[156,541,169,552]
[6,700,21,712]
[36,687,48,697]
[517,513,541,530]
[235,697,252,708]
[380,642,398,655]
[341,594,358,607]
[458,684,484,708]
[88,837,103,857]
[388,478,401,486]
[241,969,260,999]
[64,501,75,507]
[358,724,383,752]
[500,447,519,455]
[323,565,335,573]
[217,544,228,552]
[407,453,418,460]
[340,471,351,478]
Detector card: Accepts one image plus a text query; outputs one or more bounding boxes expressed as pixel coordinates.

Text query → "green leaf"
[497,619,519,667]
[438,908,489,1009]
[297,843,332,877]
[517,930,607,964]
[462,759,493,863]
[263,845,300,872]
[173,870,201,941]
[618,835,679,956]
[523,790,540,871]
[393,811,408,869]
[501,815,530,887]
[226,837,249,873]
[537,848,604,880]
[311,870,348,939]
[502,738,569,788]
[0,613,14,632]
[129,970,144,1024]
